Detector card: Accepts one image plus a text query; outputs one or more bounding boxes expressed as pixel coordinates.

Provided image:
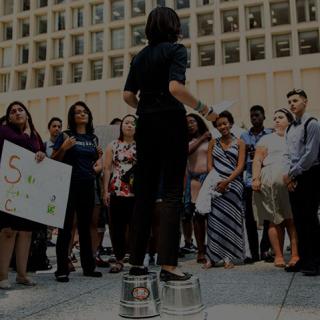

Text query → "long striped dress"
[207,137,245,265]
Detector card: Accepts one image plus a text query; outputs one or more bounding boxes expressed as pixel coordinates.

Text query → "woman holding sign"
[0,101,45,289]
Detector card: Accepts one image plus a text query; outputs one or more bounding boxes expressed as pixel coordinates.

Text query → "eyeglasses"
[287,88,307,99]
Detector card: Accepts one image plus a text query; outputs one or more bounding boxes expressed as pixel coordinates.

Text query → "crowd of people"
[0,6,320,290]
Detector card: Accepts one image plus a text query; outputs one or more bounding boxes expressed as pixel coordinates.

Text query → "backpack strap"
[303,117,317,144]
[286,123,293,135]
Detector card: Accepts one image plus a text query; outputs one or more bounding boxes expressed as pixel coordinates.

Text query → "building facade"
[0,0,319,136]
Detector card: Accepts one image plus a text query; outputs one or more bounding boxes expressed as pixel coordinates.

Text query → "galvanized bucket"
[161,276,205,320]
[119,272,160,318]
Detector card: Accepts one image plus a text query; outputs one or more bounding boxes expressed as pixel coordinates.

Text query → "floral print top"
[108,139,136,197]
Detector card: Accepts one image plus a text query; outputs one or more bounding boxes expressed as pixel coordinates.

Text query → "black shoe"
[244,256,259,264]
[180,242,197,254]
[261,252,274,263]
[284,260,302,273]
[83,271,103,278]
[129,267,148,276]
[301,263,320,276]
[160,269,192,282]
[55,272,69,283]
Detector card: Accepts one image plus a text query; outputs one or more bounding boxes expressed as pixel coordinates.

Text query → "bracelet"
[195,100,206,113]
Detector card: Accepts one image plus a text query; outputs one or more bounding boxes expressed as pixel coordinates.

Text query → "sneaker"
[0,279,11,289]
[180,241,197,254]
[55,272,69,283]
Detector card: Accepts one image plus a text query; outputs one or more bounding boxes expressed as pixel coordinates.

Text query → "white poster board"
[0,140,72,228]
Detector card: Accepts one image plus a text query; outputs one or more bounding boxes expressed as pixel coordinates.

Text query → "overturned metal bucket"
[161,276,205,320]
[119,272,160,318]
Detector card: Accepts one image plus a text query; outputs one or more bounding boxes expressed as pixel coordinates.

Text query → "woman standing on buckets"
[123,6,218,281]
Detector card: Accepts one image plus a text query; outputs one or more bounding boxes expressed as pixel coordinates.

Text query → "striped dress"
[207,137,245,265]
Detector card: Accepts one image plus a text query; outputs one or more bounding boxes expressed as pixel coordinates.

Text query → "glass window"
[222,9,239,33]
[54,38,64,59]
[111,0,125,21]
[36,41,47,61]
[73,35,84,55]
[299,30,319,54]
[181,17,190,39]
[0,73,10,92]
[154,0,166,7]
[174,0,190,10]
[4,0,14,15]
[72,63,83,83]
[223,40,240,64]
[3,22,13,41]
[19,44,29,64]
[20,18,30,37]
[21,0,30,11]
[198,13,214,37]
[35,69,45,88]
[296,0,317,23]
[272,34,291,57]
[54,0,65,3]
[2,47,12,67]
[18,71,27,90]
[111,28,125,50]
[53,66,63,85]
[198,43,215,66]
[248,37,265,61]
[270,2,290,26]
[132,25,147,46]
[72,7,84,28]
[91,31,104,53]
[37,15,48,34]
[132,0,145,17]
[246,6,263,29]
[38,0,47,7]
[111,56,124,77]
[91,60,103,80]
[92,3,104,25]
[55,11,65,31]
[197,0,214,6]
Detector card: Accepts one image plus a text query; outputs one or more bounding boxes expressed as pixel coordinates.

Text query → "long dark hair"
[6,101,36,134]
[145,7,181,45]
[119,114,137,142]
[186,113,209,141]
[67,101,94,134]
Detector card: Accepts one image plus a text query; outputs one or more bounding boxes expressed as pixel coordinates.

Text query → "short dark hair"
[119,114,137,141]
[250,105,265,116]
[274,108,294,123]
[286,88,307,99]
[110,118,122,125]
[186,113,209,140]
[145,7,181,45]
[215,111,234,127]
[68,101,94,134]
[48,117,62,129]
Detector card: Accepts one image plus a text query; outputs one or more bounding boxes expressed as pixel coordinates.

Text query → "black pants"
[109,195,135,261]
[129,111,188,266]
[289,165,320,266]
[56,180,95,275]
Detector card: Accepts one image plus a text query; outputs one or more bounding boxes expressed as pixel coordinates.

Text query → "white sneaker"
[0,279,11,289]
[143,254,150,267]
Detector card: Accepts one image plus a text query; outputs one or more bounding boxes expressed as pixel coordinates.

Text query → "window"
[111,0,124,21]
[54,38,64,58]
[248,37,265,61]
[197,0,213,5]
[72,63,83,82]
[198,43,215,66]
[222,9,239,32]
[198,13,214,36]
[132,25,147,46]
[91,31,104,53]
[36,41,47,61]
[72,7,84,28]
[154,0,166,7]
[91,60,103,80]
[73,35,84,55]
[174,0,190,10]
[246,6,263,29]
[111,56,124,77]
[299,30,319,54]
[296,0,317,23]
[272,34,291,57]
[181,17,190,39]
[54,0,65,3]
[186,47,191,68]
[37,15,48,34]
[21,0,30,11]
[19,44,29,64]
[18,71,27,90]
[0,73,10,92]
[2,47,12,67]
[55,11,65,31]
[38,0,47,7]
[53,66,63,85]
[270,2,290,26]
[20,19,30,37]
[92,3,104,25]
[4,0,14,15]
[111,28,125,50]
[35,68,45,88]
[223,40,240,64]
[132,0,145,17]
[3,22,13,41]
